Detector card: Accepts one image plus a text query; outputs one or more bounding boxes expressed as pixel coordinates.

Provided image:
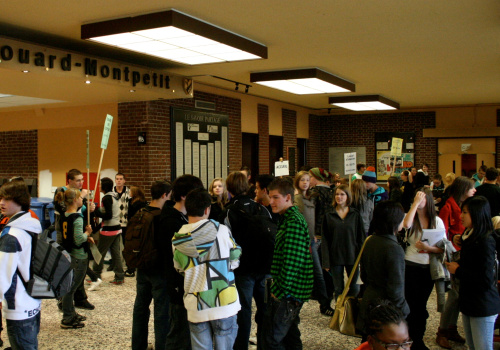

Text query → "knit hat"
[362,166,377,183]
[309,167,329,182]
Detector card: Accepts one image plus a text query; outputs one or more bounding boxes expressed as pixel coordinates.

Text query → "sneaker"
[109,279,124,285]
[88,278,102,291]
[74,301,95,310]
[60,317,85,329]
[124,269,135,278]
[75,313,87,322]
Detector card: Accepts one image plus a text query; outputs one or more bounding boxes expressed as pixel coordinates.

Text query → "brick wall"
[258,104,270,174]
[0,130,38,180]
[118,91,241,193]
[282,109,297,173]
[307,111,437,176]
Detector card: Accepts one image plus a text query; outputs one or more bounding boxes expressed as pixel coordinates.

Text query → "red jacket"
[438,196,464,250]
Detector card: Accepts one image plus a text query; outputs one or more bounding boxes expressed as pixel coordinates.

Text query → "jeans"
[439,285,460,328]
[405,264,434,347]
[132,269,170,350]
[330,265,360,301]
[6,312,41,350]
[189,315,238,350]
[166,303,192,350]
[234,273,269,350]
[462,314,497,350]
[93,234,124,280]
[310,239,331,309]
[262,297,303,350]
[62,257,88,322]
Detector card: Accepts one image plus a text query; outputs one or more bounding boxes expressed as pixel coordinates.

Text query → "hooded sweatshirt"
[172,219,241,323]
[0,211,42,320]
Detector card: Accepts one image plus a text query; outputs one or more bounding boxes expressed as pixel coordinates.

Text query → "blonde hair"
[351,179,368,209]
[209,177,228,206]
[443,173,456,187]
[55,188,81,207]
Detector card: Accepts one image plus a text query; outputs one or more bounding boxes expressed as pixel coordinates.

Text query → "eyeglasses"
[372,335,413,350]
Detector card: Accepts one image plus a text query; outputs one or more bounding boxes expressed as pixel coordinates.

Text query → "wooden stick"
[93,148,105,201]
[87,168,90,224]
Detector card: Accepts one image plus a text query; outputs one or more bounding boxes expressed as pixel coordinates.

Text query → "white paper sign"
[344,152,357,175]
[391,137,404,156]
[274,161,289,176]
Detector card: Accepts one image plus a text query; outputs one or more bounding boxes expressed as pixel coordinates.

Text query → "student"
[92,177,124,284]
[0,180,43,349]
[208,177,228,221]
[414,163,430,188]
[402,188,445,350]
[445,196,500,350]
[131,181,172,350]
[255,174,280,224]
[113,173,130,275]
[172,189,242,350]
[160,175,204,350]
[293,171,332,317]
[474,167,500,217]
[355,300,412,350]
[322,184,365,301]
[350,179,374,234]
[56,188,94,329]
[357,201,409,341]
[471,165,487,188]
[351,163,366,181]
[362,166,388,206]
[387,176,403,203]
[263,178,314,349]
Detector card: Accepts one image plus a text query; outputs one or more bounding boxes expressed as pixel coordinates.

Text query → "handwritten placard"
[391,137,403,156]
[274,160,290,177]
[344,152,357,175]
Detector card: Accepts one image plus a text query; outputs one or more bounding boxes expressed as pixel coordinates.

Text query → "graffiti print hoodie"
[172,219,241,323]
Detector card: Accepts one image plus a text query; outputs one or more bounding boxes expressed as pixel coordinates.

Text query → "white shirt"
[404,216,446,265]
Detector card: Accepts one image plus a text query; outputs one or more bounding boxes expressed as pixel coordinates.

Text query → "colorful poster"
[376,151,414,181]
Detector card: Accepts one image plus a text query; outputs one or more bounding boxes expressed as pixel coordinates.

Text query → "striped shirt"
[270,205,314,302]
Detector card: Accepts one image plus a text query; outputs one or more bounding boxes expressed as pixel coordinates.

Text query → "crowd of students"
[0,161,499,350]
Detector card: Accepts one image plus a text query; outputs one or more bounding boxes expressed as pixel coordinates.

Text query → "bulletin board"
[171,108,229,188]
[375,132,415,181]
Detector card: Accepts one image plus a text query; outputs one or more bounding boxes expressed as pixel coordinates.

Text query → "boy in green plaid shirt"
[263,178,314,349]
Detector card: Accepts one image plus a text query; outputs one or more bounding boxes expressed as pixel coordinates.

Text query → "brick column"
[0,130,38,179]
[282,109,297,174]
[258,104,270,174]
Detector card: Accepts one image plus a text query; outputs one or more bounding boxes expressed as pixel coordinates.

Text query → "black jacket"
[456,232,500,317]
[220,195,275,275]
[159,205,188,304]
[358,234,409,330]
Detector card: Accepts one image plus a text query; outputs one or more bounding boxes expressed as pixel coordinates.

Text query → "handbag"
[329,235,372,337]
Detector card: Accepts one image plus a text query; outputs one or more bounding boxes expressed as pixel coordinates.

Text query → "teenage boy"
[475,167,500,217]
[112,173,131,275]
[472,165,487,188]
[159,175,204,349]
[363,166,388,206]
[255,174,280,224]
[263,178,314,349]
[0,181,43,349]
[92,177,124,284]
[132,181,171,350]
[351,163,366,181]
[172,189,242,350]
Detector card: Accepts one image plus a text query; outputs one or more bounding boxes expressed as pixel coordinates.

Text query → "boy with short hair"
[0,180,43,349]
[172,189,241,350]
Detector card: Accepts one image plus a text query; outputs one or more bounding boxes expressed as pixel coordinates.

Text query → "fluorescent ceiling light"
[0,94,13,98]
[81,9,267,65]
[250,68,355,95]
[328,95,400,111]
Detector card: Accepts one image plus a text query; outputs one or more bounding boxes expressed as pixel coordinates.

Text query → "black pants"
[405,263,434,348]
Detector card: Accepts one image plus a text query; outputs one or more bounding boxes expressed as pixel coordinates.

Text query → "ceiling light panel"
[82,10,267,65]
[250,68,355,95]
[329,95,400,111]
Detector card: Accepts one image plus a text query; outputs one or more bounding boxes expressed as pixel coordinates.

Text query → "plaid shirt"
[270,205,314,302]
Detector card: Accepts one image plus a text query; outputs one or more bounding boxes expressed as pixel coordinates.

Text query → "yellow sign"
[391,137,403,156]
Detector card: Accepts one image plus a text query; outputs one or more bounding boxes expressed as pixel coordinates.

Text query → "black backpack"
[16,224,73,299]
[225,199,277,274]
[123,207,160,269]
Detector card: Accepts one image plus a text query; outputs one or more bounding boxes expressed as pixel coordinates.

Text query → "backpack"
[123,207,161,269]
[17,225,74,299]
[226,200,277,274]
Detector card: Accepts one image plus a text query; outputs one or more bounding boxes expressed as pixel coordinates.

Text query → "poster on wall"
[375,132,415,181]
[376,151,415,181]
[171,108,229,188]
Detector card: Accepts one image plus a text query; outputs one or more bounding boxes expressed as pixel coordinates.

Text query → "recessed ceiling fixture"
[250,68,355,95]
[329,95,400,111]
[81,9,267,65]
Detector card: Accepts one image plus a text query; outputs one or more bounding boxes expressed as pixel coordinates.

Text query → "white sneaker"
[88,278,102,291]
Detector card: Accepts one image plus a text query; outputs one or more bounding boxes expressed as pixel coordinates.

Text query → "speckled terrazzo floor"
[1,270,498,349]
